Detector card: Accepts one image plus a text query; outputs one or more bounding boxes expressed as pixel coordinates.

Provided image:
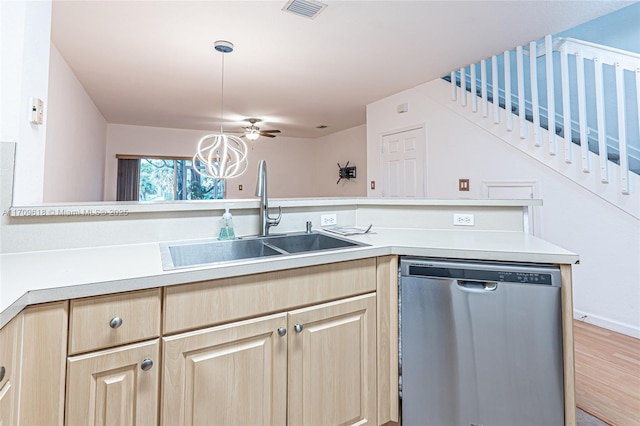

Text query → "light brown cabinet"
[2,301,68,426]
[162,313,288,425]
[288,293,376,426]
[65,339,160,425]
[0,313,21,426]
[64,289,162,425]
[162,293,376,426]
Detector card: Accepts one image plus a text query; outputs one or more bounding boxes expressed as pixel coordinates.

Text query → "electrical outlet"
[453,213,474,226]
[320,214,337,227]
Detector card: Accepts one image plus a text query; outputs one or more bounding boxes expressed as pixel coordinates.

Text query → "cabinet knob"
[277,327,287,337]
[0,366,5,382]
[140,359,153,371]
[294,323,304,333]
[109,317,123,329]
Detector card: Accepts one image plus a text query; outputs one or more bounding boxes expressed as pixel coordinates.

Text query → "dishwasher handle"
[456,280,498,292]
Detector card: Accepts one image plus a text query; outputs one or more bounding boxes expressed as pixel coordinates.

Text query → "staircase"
[439,35,640,218]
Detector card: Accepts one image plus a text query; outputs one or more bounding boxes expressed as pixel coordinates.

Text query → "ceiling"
[51,0,632,139]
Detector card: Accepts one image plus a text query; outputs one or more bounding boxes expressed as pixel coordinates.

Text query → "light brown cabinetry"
[65,339,160,425]
[162,313,288,425]
[288,293,376,426]
[3,301,69,426]
[0,313,22,426]
[163,293,376,426]
[162,259,380,426]
[65,289,162,426]
[69,288,161,355]
[164,258,377,333]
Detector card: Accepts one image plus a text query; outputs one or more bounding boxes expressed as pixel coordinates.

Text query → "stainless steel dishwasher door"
[400,259,564,426]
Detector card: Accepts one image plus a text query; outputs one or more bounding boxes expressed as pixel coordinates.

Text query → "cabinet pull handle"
[140,359,153,371]
[294,323,303,333]
[109,317,123,329]
[0,366,5,382]
[277,327,287,337]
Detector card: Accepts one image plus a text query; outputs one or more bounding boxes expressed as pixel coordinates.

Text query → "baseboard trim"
[573,309,640,339]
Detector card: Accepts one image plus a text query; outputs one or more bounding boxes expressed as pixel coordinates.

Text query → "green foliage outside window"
[139,159,224,201]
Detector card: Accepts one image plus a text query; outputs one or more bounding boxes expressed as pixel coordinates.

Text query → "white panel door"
[382,127,425,198]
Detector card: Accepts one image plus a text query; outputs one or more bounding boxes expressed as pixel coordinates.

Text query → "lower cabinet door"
[65,339,160,426]
[162,313,288,426]
[288,293,377,426]
[0,315,21,426]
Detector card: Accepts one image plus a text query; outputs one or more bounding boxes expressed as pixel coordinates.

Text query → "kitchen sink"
[161,238,282,269]
[160,232,367,271]
[263,233,361,254]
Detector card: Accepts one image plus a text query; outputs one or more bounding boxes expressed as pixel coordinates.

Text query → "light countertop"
[0,227,578,328]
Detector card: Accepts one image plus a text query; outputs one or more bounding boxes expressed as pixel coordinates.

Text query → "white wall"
[105,124,367,200]
[0,0,52,205]
[312,125,367,197]
[367,80,640,338]
[44,44,107,202]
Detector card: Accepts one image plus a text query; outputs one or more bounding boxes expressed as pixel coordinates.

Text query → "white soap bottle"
[218,208,235,240]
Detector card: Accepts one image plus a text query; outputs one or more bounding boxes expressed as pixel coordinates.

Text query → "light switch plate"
[30,97,44,125]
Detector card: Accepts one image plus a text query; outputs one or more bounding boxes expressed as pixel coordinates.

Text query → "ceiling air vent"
[282,0,328,19]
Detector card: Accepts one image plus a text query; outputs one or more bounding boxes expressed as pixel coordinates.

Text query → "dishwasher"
[400,258,564,426]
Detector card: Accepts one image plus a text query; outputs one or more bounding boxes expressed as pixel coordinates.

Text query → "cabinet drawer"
[69,289,161,355]
[164,258,377,334]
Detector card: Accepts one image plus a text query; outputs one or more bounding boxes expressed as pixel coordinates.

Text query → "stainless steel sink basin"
[161,238,283,270]
[263,233,361,254]
[160,232,367,271]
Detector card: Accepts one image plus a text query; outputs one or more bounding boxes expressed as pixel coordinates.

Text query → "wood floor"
[574,320,640,425]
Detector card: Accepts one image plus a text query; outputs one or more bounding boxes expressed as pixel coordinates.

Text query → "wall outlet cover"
[453,213,474,226]
[320,214,337,226]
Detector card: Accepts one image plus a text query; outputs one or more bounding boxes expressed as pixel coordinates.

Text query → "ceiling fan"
[242,118,281,140]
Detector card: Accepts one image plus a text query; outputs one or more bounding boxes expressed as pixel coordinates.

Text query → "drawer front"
[69,289,161,355]
[164,258,377,334]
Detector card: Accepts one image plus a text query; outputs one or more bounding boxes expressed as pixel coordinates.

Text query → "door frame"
[379,123,428,198]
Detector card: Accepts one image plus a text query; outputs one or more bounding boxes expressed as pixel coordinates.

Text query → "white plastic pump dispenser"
[218,208,235,240]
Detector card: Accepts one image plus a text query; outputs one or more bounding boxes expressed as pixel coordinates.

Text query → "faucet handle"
[266,206,282,226]
[273,206,282,225]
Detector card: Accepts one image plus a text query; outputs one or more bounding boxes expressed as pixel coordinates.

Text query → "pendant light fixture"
[193,40,248,179]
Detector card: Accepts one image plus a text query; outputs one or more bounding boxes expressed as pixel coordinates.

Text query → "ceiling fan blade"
[260,133,276,138]
[261,129,281,133]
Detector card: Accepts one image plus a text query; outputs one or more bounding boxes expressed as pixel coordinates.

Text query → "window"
[117,156,225,201]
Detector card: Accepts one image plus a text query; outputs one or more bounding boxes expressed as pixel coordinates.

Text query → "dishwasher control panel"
[402,259,561,287]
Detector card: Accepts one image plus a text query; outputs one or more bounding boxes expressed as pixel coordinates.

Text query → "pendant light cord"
[220,52,225,134]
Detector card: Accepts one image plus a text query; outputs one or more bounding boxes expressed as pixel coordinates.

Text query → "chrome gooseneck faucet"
[255,160,281,236]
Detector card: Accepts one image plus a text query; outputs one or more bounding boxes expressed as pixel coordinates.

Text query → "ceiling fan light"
[246,129,260,141]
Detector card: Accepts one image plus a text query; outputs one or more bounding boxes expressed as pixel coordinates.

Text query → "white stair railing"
[449,36,640,195]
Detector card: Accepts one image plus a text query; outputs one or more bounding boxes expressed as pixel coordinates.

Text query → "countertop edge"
[0,238,578,329]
